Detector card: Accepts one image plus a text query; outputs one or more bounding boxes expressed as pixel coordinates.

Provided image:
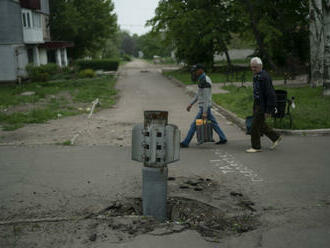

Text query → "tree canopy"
[136,32,172,59]
[147,0,241,67]
[147,0,310,71]
[238,0,309,71]
[49,0,118,59]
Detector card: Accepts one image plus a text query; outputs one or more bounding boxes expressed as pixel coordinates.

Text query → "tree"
[136,32,172,59]
[119,31,138,57]
[49,0,118,59]
[148,0,310,71]
[101,32,121,59]
[237,0,309,72]
[147,0,241,68]
[310,0,330,95]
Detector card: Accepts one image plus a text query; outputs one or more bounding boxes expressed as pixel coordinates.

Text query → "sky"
[112,0,160,36]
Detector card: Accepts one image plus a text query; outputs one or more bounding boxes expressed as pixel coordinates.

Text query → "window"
[32,12,41,28]
[27,48,34,64]
[22,13,27,27]
[26,12,31,28]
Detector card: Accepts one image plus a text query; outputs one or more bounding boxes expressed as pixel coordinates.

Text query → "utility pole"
[310,0,330,95]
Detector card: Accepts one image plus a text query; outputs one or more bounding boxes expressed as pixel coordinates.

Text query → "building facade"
[0,0,73,82]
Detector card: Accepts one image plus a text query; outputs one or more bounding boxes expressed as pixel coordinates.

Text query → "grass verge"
[0,76,117,131]
[163,66,283,85]
[213,85,330,130]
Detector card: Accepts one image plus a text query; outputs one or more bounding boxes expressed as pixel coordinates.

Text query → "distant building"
[0,0,73,82]
[214,49,254,62]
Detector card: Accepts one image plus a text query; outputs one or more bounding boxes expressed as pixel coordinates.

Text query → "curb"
[162,71,330,137]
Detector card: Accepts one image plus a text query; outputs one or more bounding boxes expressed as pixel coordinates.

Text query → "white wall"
[16,45,28,78]
[0,45,28,82]
[214,49,254,62]
[39,48,48,65]
[0,45,16,81]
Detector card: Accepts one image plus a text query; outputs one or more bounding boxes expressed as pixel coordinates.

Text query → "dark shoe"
[180,142,189,148]
[216,140,227,145]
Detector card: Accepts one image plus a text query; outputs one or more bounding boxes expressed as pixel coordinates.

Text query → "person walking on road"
[180,64,227,148]
[246,57,282,153]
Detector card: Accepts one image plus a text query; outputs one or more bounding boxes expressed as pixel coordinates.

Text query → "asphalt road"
[1,60,330,247]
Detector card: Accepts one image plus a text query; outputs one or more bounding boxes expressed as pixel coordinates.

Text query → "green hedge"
[26,63,60,82]
[76,59,119,71]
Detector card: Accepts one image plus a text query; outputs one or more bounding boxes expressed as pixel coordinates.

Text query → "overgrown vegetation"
[75,59,119,71]
[0,76,117,131]
[78,69,96,78]
[26,63,60,82]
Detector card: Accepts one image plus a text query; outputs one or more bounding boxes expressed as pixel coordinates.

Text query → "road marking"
[210,149,264,182]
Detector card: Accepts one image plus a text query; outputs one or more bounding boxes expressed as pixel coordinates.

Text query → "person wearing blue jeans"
[180,64,227,148]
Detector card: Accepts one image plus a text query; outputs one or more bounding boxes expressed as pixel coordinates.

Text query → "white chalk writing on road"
[210,149,264,182]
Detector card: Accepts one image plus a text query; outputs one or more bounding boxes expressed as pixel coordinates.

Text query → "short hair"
[250,57,263,65]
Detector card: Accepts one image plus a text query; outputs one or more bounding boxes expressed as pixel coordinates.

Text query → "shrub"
[78,69,96,78]
[121,54,131,62]
[40,63,59,75]
[60,66,72,73]
[37,72,50,82]
[75,59,119,71]
[26,63,59,82]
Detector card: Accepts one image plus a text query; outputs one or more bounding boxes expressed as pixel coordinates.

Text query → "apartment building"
[0,0,73,82]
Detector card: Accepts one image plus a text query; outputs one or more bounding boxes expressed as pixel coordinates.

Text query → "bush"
[36,72,50,82]
[60,66,72,73]
[40,63,59,75]
[75,59,119,71]
[121,54,131,62]
[26,63,59,82]
[78,69,96,78]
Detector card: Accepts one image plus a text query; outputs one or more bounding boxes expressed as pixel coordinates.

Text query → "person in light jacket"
[180,64,227,148]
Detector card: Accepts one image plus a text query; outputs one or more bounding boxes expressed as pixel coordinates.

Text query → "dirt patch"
[98,195,259,239]
[0,177,260,247]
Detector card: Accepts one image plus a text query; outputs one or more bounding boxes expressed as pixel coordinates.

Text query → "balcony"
[23,27,43,44]
[22,10,43,44]
[20,0,41,10]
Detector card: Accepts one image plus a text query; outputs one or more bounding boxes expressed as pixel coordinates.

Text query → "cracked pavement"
[1,60,330,247]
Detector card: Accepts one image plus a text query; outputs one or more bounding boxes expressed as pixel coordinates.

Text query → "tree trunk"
[322,0,330,95]
[310,0,324,88]
[241,0,278,71]
[220,41,232,68]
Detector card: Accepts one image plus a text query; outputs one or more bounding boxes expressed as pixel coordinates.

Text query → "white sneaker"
[271,136,282,150]
[246,148,262,153]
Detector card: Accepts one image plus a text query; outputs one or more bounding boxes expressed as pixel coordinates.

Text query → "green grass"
[163,67,283,85]
[213,85,254,118]
[213,85,330,130]
[0,76,117,131]
[58,140,72,146]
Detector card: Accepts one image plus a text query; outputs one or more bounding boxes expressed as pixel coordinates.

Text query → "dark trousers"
[251,105,279,149]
